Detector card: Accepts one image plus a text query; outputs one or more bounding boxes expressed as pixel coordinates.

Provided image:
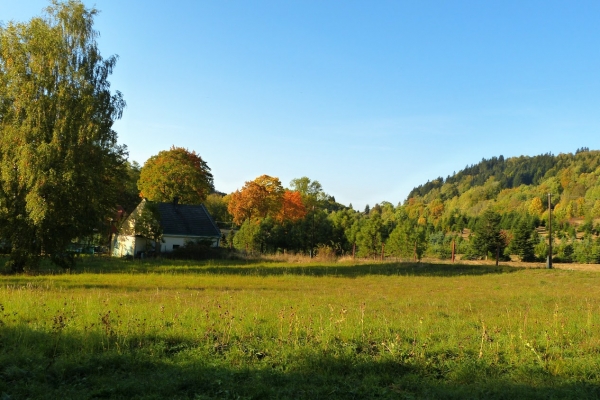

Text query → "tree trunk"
[495,246,499,266]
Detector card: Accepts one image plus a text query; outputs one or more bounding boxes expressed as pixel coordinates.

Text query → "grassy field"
[1,257,600,399]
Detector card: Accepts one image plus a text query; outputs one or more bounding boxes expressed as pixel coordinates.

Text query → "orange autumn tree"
[228,175,307,225]
[228,175,284,225]
[276,190,307,223]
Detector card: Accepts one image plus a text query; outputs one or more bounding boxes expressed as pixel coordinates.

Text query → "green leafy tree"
[327,208,359,254]
[290,177,325,203]
[573,235,595,264]
[356,213,383,258]
[138,146,214,205]
[117,199,162,255]
[233,219,261,253]
[427,231,452,259]
[132,201,163,255]
[117,160,142,214]
[0,1,127,271]
[204,193,232,226]
[387,218,427,261]
[534,235,548,261]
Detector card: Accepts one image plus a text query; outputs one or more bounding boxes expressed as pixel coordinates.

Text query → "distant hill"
[407,152,556,200]
[404,147,600,224]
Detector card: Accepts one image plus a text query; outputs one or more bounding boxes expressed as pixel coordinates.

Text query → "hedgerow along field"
[1,258,600,399]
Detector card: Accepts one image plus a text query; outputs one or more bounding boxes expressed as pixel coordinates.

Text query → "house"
[111,199,221,257]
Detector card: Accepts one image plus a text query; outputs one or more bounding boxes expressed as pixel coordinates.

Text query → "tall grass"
[1,259,599,398]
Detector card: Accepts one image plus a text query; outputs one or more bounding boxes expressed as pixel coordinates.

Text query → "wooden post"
[352,242,356,259]
[451,239,455,263]
[381,242,385,261]
[495,246,500,266]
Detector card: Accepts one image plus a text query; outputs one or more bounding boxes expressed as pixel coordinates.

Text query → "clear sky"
[3,1,600,210]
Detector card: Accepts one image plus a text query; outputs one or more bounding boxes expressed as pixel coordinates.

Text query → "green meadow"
[1,258,600,399]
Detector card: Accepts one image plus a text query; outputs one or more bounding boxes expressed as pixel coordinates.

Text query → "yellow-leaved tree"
[138,146,214,205]
[528,197,544,216]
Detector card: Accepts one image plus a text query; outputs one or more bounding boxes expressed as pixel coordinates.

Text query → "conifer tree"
[512,219,536,262]
[472,210,505,265]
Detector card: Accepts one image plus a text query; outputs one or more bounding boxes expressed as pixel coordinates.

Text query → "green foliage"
[355,213,383,258]
[220,150,600,263]
[534,235,548,261]
[133,201,163,251]
[138,146,214,205]
[471,210,506,261]
[386,218,427,261]
[511,219,536,262]
[555,242,574,263]
[427,231,454,259]
[203,193,232,226]
[328,208,358,254]
[289,176,325,205]
[572,235,599,264]
[233,219,261,253]
[117,160,142,214]
[405,151,600,241]
[0,0,127,271]
[408,153,556,199]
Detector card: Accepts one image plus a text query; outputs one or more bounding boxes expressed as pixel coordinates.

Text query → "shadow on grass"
[0,325,598,399]
[2,255,525,278]
[196,262,524,278]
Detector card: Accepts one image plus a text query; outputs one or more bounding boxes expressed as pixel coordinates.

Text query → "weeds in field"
[0,260,600,398]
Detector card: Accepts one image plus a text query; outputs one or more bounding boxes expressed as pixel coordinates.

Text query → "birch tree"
[0,1,127,270]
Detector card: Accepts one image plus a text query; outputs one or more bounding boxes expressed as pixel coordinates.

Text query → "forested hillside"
[205,148,600,265]
[408,152,558,199]
[405,147,599,224]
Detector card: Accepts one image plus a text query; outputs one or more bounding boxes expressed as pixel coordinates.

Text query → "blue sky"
[3,1,600,210]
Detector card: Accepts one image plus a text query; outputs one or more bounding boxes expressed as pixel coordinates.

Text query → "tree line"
[3,1,600,272]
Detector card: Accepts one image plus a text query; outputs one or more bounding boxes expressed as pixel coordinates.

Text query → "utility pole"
[547,193,553,269]
[310,205,315,258]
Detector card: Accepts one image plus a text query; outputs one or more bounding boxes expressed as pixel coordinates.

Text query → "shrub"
[166,240,231,260]
[315,244,337,261]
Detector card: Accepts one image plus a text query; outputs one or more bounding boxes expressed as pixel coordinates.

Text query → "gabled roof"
[156,202,221,237]
[118,200,221,238]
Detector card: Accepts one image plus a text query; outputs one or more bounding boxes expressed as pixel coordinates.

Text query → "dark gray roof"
[156,203,221,237]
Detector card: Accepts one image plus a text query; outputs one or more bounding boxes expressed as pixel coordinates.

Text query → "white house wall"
[161,236,186,253]
[112,235,152,257]
[160,235,220,253]
[113,234,220,257]
[112,235,134,257]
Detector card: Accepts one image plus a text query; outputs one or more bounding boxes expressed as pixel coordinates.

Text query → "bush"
[315,244,337,261]
[166,240,232,260]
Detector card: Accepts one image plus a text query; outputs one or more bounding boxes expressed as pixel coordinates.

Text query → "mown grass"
[1,257,600,399]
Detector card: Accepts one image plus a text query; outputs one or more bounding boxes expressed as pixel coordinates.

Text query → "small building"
[112,199,221,257]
